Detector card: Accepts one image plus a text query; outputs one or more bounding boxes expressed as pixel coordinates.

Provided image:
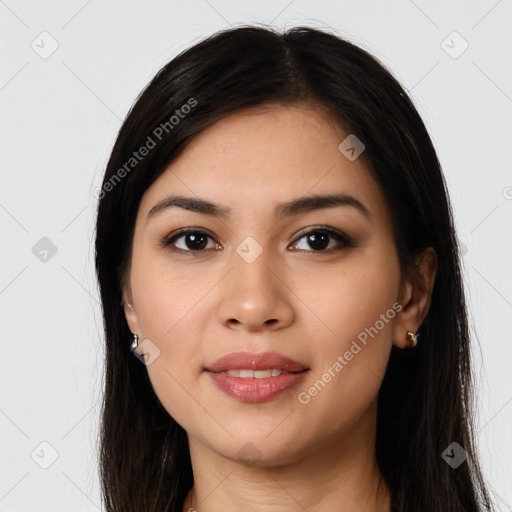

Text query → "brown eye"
[304,232,330,250]
[182,233,209,250]
[162,229,220,252]
[291,227,355,252]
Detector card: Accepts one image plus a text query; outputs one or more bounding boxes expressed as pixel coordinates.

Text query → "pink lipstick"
[204,351,309,403]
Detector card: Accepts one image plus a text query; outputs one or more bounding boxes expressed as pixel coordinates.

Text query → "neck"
[182,408,390,512]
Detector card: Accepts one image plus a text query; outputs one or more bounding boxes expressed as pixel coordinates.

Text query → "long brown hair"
[95,25,494,511]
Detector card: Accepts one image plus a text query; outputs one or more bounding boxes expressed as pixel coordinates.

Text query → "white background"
[1,1,511,510]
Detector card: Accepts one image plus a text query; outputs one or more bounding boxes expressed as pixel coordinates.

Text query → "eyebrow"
[146,193,370,223]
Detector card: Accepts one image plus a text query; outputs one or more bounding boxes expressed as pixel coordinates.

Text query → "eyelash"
[159,225,355,255]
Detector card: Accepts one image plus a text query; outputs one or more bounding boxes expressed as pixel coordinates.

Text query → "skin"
[123,103,437,512]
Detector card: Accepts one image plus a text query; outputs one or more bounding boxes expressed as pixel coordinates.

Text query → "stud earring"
[406,331,419,348]
[130,333,139,352]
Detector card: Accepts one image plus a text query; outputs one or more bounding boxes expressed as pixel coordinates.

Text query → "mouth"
[204,351,309,403]
[211,368,303,378]
[204,350,308,373]
[205,368,309,403]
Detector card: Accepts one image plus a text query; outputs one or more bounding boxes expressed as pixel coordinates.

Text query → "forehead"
[137,103,389,223]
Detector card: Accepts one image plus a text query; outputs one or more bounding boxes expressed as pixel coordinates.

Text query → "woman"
[94,25,494,511]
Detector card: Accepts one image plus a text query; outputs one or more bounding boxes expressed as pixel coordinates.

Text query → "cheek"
[131,254,212,341]
[129,257,216,404]
[132,272,204,425]
[129,271,203,405]
[292,246,401,346]
[293,249,399,414]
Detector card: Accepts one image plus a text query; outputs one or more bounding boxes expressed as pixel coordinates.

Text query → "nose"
[216,247,295,333]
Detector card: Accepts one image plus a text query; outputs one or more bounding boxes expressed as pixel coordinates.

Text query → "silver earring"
[406,331,419,348]
[130,333,139,352]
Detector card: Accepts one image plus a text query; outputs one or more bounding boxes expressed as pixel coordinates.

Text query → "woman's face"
[123,103,408,466]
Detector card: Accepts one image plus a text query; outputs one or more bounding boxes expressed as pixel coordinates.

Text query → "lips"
[204,351,309,403]
[204,350,308,373]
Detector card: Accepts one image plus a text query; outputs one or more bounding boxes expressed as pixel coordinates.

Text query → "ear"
[392,247,438,348]
[122,284,140,336]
